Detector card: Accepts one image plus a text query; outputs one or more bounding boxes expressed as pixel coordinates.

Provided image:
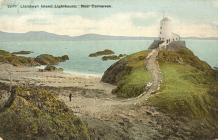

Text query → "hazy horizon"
[1,30,218,39]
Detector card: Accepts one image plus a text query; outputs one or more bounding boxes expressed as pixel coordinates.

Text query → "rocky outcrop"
[89,49,127,61]
[102,55,120,61]
[0,87,16,113]
[89,49,114,57]
[0,50,39,66]
[101,60,132,85]
[101,54,127,61]
[0,49,69,67]
[12,51,33,55]
[61,55,69,61]
[0,90,10,112]
[35,54,69,65]
[44,65,64,72]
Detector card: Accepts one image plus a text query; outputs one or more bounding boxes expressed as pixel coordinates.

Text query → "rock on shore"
[12,51,33,55]
[89,49,114,57]
[0,49,69,66]
[35,54,69,65]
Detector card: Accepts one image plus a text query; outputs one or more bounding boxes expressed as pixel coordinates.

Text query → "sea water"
[0,39,217,75]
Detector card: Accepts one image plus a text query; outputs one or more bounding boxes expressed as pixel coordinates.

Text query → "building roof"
[172,32,180,37]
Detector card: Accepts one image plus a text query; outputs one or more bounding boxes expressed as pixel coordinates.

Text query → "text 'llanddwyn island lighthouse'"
[158,17,180,48]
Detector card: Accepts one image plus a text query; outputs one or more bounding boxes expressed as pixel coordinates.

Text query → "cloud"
[169,17,218,37]
[0,11,160,36]
[0,0,6,6]
[0,11,217,37]
[175,23,218,37]
[212,0,218,8]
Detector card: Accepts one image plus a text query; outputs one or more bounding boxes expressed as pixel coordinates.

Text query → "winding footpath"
[136,48,162,103]
[60,48,162,118]
[106,48,161,103]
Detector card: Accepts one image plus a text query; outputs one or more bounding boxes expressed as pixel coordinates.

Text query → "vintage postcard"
[0,0,218,140]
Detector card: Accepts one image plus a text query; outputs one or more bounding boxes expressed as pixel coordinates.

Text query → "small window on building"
[160,32,161,34]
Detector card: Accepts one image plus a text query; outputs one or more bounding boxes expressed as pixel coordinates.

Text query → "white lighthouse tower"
[159,17,172,43]
[159,17,180,48]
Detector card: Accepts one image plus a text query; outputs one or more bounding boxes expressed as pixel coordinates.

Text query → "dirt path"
[58,49,162,139]
[59,48,162,118]
[136,48,161,103]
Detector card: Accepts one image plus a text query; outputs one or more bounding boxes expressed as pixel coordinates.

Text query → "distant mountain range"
[0,31,155,41]
[0,31,217,41]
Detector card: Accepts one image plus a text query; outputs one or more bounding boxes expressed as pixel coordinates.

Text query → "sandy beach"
[0,63,154,116]
[0,63,115,92]
[0,63,122,116]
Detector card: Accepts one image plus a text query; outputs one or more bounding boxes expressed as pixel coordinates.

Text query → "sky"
[0,0,218,37]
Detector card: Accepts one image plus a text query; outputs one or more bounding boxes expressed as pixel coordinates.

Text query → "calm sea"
[0,39,217,75]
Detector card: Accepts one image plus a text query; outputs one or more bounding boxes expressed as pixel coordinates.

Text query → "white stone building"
[159,17,180,47]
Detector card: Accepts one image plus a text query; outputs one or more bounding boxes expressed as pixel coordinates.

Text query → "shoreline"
[64,70,103,78]
[35,65,103,78]
[0,63,115,93]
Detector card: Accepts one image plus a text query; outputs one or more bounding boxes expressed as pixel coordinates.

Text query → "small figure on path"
[69,93,72,102]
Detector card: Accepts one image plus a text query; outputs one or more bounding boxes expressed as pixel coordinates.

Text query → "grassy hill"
[102,45,218,139]
[101,50,151,98]
[149,48,217,117]
[148,48,218,139]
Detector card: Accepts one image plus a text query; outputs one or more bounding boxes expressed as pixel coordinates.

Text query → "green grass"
[148,63,218,119]
[103,46,218,137]
[0,87,90,140]
[112,50,151,98]
[0,50,11,56]
[105,47,218,120]
[157,48,211,71]
[113,68,151,98]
